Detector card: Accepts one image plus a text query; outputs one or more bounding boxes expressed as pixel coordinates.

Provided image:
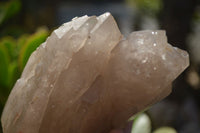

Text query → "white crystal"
[1,12,189,133]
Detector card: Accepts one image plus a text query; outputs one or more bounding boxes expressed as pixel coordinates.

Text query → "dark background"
[0,0,200,132]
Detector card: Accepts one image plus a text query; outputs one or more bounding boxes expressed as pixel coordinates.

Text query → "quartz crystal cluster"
[1,12,189,133]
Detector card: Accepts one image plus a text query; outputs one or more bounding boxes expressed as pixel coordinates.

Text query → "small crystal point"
[1,13,189,133]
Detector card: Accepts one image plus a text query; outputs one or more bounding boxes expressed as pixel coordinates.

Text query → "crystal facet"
[1,12,189,133]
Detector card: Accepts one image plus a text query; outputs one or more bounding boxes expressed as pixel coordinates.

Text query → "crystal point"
[1,13,189,133]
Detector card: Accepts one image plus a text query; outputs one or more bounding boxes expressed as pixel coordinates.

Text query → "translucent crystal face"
[1,12,189,133]
[110,30,189,90]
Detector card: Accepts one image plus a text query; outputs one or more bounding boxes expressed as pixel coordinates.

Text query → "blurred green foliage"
[0,0,21,26]
[126,0,162,15]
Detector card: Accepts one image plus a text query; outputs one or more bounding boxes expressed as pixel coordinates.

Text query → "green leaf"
[19,28,48,70]
[0,44,9,87]
[0,37,16,60]
[0,0,21,25]
[17,34,29,49]
[131,113,151,133]
[7,61,19,89]
[153,127,177,133]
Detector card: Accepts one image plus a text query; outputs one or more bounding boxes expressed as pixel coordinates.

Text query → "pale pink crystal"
[1,12,189,133]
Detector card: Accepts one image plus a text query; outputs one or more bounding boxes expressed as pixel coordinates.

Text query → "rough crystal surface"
[1,12,189,133]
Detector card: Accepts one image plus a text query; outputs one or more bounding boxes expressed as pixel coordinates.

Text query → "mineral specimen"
[1,12,189,133]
